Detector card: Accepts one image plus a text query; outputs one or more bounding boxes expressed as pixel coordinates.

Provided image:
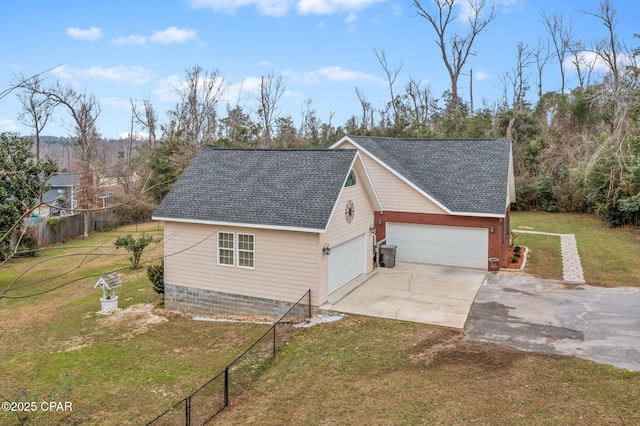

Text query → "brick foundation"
[165,284,307,318]
[375,209,512,270]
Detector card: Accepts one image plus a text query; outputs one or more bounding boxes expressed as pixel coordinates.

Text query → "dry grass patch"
[216,315,640,425]
[0,224,271,425]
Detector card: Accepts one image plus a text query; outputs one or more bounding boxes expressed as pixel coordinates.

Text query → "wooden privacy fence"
[25,211,115,248]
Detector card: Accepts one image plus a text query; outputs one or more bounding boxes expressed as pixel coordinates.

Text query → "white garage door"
[328,234,366,293]
[386,223,488,269]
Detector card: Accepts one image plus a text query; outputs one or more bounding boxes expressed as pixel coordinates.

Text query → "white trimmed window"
[217,232,255,269]
[237,234,255,269]
[218,232,235,266]
[345,170,357,187]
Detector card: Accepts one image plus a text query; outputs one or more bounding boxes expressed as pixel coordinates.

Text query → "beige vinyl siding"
[337,140,447,214]
[164,222,320,306]
[318,166,375,303]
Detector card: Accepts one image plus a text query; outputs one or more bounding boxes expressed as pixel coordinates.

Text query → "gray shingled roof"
[153,148,358,231]
[346,136,511,216]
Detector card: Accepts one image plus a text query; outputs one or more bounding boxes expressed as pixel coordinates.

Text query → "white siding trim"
[332,136,452,214]
[153,216,326,234]
[324,154,382,230]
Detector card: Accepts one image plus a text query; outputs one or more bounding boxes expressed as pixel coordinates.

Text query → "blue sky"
[0,0,638,139]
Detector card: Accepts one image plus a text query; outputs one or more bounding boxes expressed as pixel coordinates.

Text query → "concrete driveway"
[321,262,486,328]
[465,273,640,371]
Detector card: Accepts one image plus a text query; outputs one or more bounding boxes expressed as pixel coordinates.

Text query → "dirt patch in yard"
[102,303,168,338]
[408,327,531,370]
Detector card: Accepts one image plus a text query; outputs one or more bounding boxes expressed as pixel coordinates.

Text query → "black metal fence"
[146,290,312,425]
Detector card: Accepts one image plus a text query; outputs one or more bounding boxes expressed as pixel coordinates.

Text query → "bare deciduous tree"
[541,11,574,94]
[132,97,158,147]
[413,0,496,112]
[354,86,373,130]
[31,81,102,237]
[163,65,225,147]
[257,71,285,147]
[533,37,553,98]
[582,0,620,88]
[374,49,403,126]
[15,74,56,163]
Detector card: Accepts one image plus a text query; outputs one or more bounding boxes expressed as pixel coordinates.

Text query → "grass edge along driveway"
[511,211,640,287]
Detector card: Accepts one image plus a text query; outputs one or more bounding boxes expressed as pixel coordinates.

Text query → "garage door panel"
[386,223,487,269]
[328,234,366,293]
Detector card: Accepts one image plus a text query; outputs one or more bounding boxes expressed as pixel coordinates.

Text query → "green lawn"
[0,223,269,425]
[2,214,640,424]
[511,212,640,286]
[216,316,640,425]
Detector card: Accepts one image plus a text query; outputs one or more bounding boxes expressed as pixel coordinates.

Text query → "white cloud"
[149,27,198,44]
[102,97,131,108]
[189,0,384,16]
[296,0,385,14]
[154,75,183,102]
[189,0,293,16]
[224,76,262,105]
[0,119,19,132]
[475,70,489,81]
[345,12,357,23]
[154,74,228,103]
[258,61,271,67]
[113,35,147,45]
[286,66,382,85]
[317,66,380,83]
[563,50,612,75]
[458,0,522,23]
[52,65,153,84]
[66,27,103,41]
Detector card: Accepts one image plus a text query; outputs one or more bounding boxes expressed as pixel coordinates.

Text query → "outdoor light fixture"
[378,219,383,225]
[370,225,376,233]
[490,226,495,233]
[322,244,331,255]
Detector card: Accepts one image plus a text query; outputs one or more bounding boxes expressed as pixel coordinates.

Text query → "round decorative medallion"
[345,200,354,223]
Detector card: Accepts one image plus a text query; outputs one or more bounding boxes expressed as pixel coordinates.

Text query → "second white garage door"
[328,234,366,293]
[386,223,488,269]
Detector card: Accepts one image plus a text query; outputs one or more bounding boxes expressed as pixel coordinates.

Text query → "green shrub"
[114,233,157,269]
[147,260,164,294]
[46,216,66,230]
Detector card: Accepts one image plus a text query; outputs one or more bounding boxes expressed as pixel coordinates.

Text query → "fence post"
[224,367,229,408]
[185,395,191,426]
[308,289,311,318]
[273,325,276,356]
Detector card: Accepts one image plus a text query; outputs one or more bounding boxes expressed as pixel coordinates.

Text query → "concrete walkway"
[466,273,640,371]
[321,263,486,328]
[513,230,585,283]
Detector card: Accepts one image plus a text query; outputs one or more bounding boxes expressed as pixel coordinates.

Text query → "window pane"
[219,232,234,249]
[218,233,234,265]
[345,170,357,187]
[238,234,254,250]
[219,249,234,265]
[238,251,254,268]
[238,234,254,268]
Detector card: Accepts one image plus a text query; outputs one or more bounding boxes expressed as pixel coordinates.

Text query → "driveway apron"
[323,263,486,328]
[465,273,640,371]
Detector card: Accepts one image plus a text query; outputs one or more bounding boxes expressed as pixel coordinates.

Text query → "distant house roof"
[152,148,362,232]
[41,173,80,204]
[337,136,512,216]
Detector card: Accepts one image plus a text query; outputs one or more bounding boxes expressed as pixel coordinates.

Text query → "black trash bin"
[379,244,397,268]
